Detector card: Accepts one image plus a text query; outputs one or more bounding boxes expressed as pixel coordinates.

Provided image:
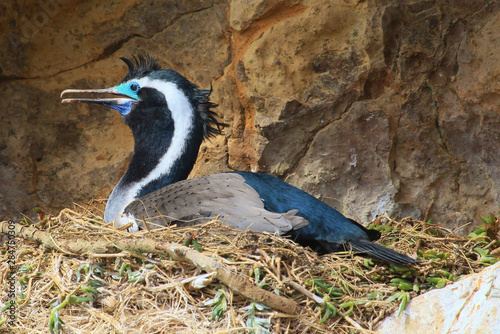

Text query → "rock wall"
[1,0,499,231]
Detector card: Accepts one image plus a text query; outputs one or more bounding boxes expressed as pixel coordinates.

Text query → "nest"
[1,200,499,334]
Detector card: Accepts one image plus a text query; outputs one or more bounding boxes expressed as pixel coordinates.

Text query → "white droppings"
[114,212,139,232]
[371,191,391,221]
[349,148,357,168]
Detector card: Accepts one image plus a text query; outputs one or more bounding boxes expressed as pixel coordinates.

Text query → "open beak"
[60,88,137,106]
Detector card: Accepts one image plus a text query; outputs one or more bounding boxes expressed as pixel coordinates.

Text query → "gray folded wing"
[123,173,309,234]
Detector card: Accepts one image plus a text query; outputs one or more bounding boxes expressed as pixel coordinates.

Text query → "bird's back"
[232,171,378,251]
[124,171,375,247]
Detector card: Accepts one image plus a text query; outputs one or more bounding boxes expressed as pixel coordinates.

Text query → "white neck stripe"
[104,78,194,223]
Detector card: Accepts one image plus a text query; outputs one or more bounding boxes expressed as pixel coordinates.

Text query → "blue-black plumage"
[234,171,415,264]
[61,54,416,265]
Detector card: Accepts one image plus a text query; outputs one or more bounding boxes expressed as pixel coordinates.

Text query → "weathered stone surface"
[376,262,500,334]
[0,0,230,218]
[1,0,499,230]
[286,102,398,222]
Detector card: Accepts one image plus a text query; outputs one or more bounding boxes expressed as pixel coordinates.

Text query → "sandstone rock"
[1,0,499,230]
[376,262,500,334]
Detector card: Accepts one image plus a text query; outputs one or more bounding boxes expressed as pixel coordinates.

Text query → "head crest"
[195,88,226,139]
[119,54,161,82]
[119,54,225,138]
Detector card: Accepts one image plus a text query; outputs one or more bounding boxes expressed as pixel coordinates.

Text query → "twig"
[286,280,324,304]
[1,221,299,314]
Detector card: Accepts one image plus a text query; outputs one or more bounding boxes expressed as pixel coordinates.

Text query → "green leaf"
[69,296,93,304]
[76,263,90,282]
[205,290,228,321]
[397,292,410,316]
[88,279,106,288]
[1,301,12,313]
[365,292,383,300]
[19,264,34,273]
[93,264,105,278]
[193,239,201,252]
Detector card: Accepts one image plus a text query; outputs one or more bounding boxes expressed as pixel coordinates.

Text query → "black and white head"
[62,54,223,145]
[61,54,224,227]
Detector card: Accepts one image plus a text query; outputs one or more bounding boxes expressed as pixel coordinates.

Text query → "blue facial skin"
[115,81,141,99]
[104,100,136,115]
[104,82,141,115]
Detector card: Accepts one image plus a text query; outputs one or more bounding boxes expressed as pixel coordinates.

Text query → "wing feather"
[124,173,308,234]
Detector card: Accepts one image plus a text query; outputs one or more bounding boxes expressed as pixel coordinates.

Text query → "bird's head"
[61,54,224,140]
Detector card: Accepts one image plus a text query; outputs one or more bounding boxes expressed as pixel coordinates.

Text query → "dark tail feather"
[349,239,416,265]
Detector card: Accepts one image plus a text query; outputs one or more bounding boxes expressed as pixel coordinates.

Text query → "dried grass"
[1,200,498,334]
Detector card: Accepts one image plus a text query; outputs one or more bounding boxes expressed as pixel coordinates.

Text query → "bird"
[61,54,416,265]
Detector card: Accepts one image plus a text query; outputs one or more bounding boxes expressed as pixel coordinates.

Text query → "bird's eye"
[130,83,140,92]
